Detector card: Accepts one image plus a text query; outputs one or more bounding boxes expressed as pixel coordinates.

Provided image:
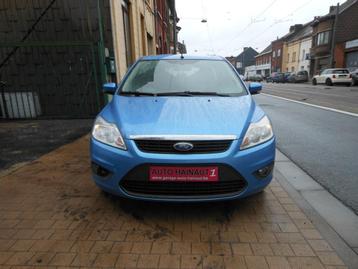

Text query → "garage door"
[346,51,358,69]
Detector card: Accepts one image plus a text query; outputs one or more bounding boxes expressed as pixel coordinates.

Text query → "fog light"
[91,162,111,178]
[254,162,274,179]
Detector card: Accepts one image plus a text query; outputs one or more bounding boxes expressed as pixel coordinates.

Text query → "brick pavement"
[0,136,348,268]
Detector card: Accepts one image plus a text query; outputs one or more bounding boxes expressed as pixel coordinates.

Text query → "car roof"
[140,54,225,61]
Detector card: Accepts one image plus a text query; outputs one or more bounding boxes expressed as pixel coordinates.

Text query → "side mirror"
[103,82,117,95]
[249,82,262,95]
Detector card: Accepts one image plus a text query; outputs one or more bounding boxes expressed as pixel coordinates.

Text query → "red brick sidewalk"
[0,136,347,268]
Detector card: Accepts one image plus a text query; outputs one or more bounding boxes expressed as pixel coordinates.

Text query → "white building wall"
[298,37,312,73]
[244,65,257,78]
[255,63,271,76]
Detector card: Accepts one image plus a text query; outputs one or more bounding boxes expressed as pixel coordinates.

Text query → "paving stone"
[93,253,118,267]
[232,243,252,255]
[289,257,325,269]
[137,254,160,268]
[49,253,76,266]
[245,256,269,269]
[266,256,291,269]
[158,254,180,269]
[180,255,202,269]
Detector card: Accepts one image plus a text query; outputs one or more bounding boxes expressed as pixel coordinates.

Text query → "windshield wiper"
[156,91,194,96]
[157,91,231,97]
[119,91,157,96]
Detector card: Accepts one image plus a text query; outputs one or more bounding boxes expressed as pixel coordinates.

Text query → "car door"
[318,70,327,83]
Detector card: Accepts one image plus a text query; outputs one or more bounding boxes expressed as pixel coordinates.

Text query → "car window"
[120,59,247,96]
[333,69,349,74]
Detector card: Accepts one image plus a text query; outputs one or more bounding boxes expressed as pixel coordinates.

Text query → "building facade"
[285,41,300,73]
[284,23,312,73]
[310,0,358,75]
[281,24,304,72]
[297,37,312,72]
[235,47,258,75]
[310,15,335,76]
[255,44,271,77]
[154,0,178,54]
[110,0,156,80]
[333,0,358,71]
[271,39,284,72]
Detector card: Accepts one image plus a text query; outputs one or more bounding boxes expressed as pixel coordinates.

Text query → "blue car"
[91,55,275,202]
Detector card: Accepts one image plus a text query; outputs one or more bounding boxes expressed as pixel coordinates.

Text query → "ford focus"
[90,55,275,202]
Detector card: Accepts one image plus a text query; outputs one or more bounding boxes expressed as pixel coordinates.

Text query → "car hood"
[107,95,255,139]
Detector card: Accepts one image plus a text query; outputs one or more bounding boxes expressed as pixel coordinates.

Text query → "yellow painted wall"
[285,40,300,73]
[109,0,156,81]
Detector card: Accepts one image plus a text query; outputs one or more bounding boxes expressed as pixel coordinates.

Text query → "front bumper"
[90,137,275,202]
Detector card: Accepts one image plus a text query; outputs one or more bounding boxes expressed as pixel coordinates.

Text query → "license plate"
[149,166,219,182]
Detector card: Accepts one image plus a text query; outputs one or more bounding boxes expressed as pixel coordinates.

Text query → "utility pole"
[330,3,339,67]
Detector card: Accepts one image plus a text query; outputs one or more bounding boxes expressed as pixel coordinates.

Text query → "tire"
[346,83,351,87]
[326,78,333,86]
[312,78,317,85]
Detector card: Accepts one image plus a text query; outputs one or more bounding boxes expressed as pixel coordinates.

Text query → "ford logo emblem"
[173,142,194,152]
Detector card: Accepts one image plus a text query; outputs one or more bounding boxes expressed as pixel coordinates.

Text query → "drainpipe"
[97,0,108,103]
[173,0,177,54]
[330,3,339,67]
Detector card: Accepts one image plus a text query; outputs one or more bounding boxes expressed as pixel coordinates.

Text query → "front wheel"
[312,78,317,85]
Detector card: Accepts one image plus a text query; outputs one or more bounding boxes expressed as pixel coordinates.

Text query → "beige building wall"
[109,0,156,81]
[285,41,300,72]
[282,43,289,72]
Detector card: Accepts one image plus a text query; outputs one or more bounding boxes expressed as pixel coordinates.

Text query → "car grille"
[120,164,247,198]
[134,140,233,154]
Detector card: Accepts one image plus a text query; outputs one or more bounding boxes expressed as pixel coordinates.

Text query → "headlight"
[92,116,126,150]
[240,116,273,150]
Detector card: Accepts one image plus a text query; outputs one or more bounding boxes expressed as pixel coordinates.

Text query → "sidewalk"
[0,136,353,269]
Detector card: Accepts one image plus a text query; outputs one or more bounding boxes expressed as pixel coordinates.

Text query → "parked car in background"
[351,69,358,86]
[312,68,352,86]
[269,72,285,83]
[266,73,274,82]
[283,72,291,83]
[248,74,263,82]
[90,55,275,202]
[287,70,309,83]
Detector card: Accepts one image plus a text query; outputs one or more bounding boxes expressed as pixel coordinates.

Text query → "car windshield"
[120,59,247,96]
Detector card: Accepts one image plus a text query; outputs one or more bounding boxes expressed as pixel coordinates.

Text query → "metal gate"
[0,0,114,120]
[0,41,102,119]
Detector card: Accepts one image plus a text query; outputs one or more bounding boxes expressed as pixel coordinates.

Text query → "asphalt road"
[0,119,93,170]
[254,93,358,214]
[261,82,358,113]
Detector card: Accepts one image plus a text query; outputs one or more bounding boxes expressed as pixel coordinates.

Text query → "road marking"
[261,93,358,117]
